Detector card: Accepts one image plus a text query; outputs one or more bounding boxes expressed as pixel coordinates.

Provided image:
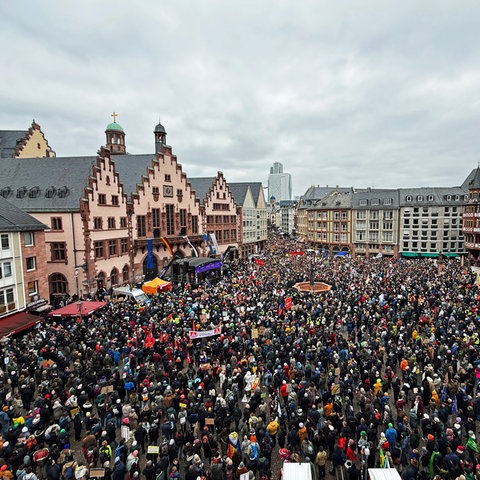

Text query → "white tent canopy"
[282,463,313,480]
[368,469,402,480]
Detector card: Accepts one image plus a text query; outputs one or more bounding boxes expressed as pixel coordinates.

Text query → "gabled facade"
[463,167,480,265]
[0,121,55,159]
[189,173,240,256]
[229,182,267,258]
[308,191,353,255]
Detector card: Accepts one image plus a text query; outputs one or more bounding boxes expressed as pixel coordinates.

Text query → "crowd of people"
[0,234,479,480]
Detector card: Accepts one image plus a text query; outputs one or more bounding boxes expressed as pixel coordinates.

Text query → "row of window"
[98,194,120,206]
[93,216,128,230]
[358,198,393,206]
[137,210,197,237]
[94,238,129,259]
[402,242,463,251]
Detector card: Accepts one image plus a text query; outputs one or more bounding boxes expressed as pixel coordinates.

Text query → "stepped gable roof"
[110,154,157,196]
[0,130,27,158]
[189,177,216,206]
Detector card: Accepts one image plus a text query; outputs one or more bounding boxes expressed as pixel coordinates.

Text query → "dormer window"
[57,186,69,198]
[45,187,56,198]
[417,195,423,202]
[16,187,27,198]
[28,187,40,198]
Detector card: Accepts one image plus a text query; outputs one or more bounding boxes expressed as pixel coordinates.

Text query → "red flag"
[278,306,283,317]
[192,318,196,331]
[186,353,191,364]
[159,331,163,342]
[254,258,265,266]
[285,297,292,310]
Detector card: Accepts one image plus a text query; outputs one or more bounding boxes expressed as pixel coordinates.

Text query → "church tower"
[105,112,126,155]
[154,120,167,154]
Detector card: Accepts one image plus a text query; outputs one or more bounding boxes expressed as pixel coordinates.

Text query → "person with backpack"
[61,459,77,480]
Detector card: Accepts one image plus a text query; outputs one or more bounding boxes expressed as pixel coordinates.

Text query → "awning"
[48,301,107,317]
[0,311,42,338]
[401,252,420,258]
[420,252,438,258]
[443,253,459,258]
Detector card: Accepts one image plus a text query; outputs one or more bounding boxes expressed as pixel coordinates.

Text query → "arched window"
[49,273,68,295]
[110,268,119,286]
[122,265,129,283]
[97,272,106,290]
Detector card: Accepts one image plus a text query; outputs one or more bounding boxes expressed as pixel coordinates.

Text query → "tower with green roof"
[105,112,126,155]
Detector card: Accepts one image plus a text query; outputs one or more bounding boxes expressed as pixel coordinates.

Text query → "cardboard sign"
[89,468,105,478]
[70,407,80,418]
[147,445,160,454]
[205,418,215,425]
[41,359,54,368]
[179,403,187,409]
[251,329,259,339]
[101,385,115,394]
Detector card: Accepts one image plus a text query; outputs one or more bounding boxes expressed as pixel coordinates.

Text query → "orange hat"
[427,434,434,441]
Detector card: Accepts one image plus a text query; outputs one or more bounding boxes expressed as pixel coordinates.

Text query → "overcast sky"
[1,1,480,197]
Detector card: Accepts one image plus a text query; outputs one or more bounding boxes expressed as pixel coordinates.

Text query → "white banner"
[189,326,221,340]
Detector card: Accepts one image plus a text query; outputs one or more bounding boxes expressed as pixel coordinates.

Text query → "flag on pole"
[161,237,175,257]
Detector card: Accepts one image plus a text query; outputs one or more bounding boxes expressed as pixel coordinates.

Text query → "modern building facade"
[268,162,292,202]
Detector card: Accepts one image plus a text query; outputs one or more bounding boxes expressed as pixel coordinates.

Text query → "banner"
[210,233,220,255]
[189,326,221,340]
[183,235,199,257]
[289,251,305,256]
[254,258,265,266]
[202,233,215,255]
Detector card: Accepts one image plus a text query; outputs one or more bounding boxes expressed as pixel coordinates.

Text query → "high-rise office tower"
[268,162,292,202]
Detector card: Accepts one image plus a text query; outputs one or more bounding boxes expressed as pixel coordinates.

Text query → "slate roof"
[0,196,47,232]
[109,154,156,195]
[0,156,96,212]
[351,189,400,209]
[462,167,480,190]
[188,177,216,206]
[0,130,27,158]
[398,186,468,206]
[301,185,352,201]
[314,191,352,209]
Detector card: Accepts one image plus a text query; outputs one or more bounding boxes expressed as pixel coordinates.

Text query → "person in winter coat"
[112,457,126,480]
